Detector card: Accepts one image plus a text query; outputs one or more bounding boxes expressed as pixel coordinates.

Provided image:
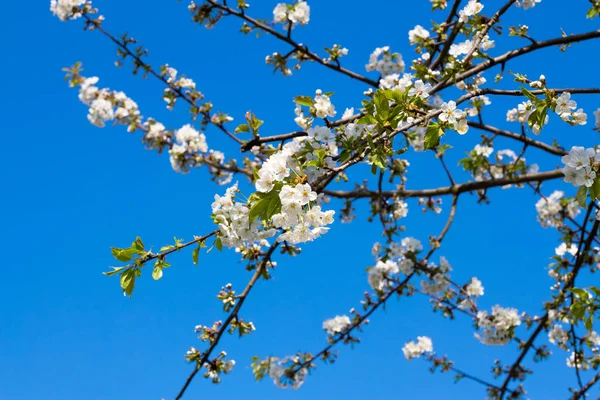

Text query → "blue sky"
[1,1,599,399]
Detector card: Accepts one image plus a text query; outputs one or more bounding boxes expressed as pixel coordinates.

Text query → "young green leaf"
[235,123,250,134]
[576,185,588,207]
[103,266,125,277]
[120,269,136,297]
[424,124,443,150]
[294,96,314,107]
[192,246,200,266]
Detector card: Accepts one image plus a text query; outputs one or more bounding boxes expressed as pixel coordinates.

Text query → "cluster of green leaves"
[248,182,284,225]
[508,25,530,38]
[235,110,264,137]
[587,1,600,19]
[250,356,272,381]
[62,62,84,88]
[361,89,409,130]
[569,287,600,331]
[104,237,148,297]
[356,89,415,172]
[104,236,208,296]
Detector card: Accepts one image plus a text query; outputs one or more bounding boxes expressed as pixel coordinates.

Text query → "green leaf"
[587,6,600,19]
[246,111,264,132]
[592,179,600,200]
[585,315,594,331]
[215,237,223,252]
[294,96,314,107]
[249,189,282,224]
[103,266,125,277]
[304,160,321,168]
[571,287,590,301]
[520,87,538,103]
[152,263,163,280]
[111,247,133,262]
[235,123,250,134]
[571,302,585,320]
[133,237,145,251]
[576,186,588,207]
[192,246,200,266]
[160,245,175,252]
[120,269,136,297]
[424,123,443,150]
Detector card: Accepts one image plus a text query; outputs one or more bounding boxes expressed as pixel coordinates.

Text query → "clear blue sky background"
[1,1,599,399]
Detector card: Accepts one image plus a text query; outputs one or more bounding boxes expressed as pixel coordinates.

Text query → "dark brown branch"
[433,29,600,93]
[174,243,280,400]
[325,169,564,200]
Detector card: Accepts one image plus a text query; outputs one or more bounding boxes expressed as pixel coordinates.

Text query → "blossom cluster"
[68,71,226,175]
[439,101,469,134]
[475,305,522,345]
[76,76,141,129]
[402,336,433,360]
[273,1,310,27]
[408,25,430,45]
[170,124,209,173]
[458,0,484,23]
[367,238,422,291]
[516,0,542,10]
[211,183,277,249]
[555,242,578,258]
[252,138,336,245]
[269,357,307,389]
[366,47,405,76]
[50,0,86,21]
[323,315,351,336]
[293,90,336,129]
[554,92,587,126]
[562,146,600,188]
[535,190,580,228]
[161,64,200,110]
[274,188,335,245]
[506,100,548,134]
[448,36,495,61]
[420,257,452,295]
[548,324,570,350]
